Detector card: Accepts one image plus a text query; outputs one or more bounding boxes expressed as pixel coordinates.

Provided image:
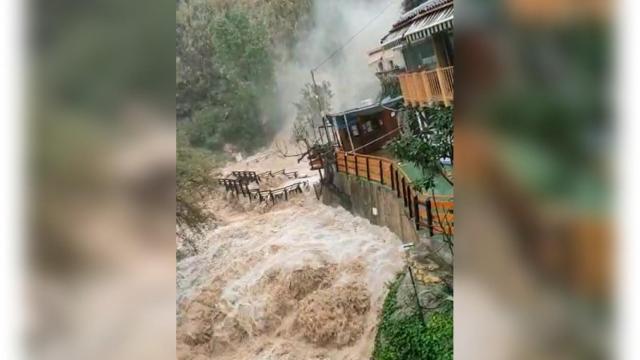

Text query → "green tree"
[176,133,217,249]
[390,106,453,192]
[177,5,277,153]
[176,0,220,120]
[379,76,402,99]
[293,81,334,143]
[175,0,317,238]
[211,8,274,89]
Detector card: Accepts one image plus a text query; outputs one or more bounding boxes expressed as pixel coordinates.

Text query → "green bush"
[373,274,453,360]
[176,4,275,153]
[389,105,453,192]
[176,132,219,239]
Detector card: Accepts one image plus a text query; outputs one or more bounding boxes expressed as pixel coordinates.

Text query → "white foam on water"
[177,192,405,360]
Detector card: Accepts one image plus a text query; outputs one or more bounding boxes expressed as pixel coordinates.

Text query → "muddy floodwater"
[177,189,404,359]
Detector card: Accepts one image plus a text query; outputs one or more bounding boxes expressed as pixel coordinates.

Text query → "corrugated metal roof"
[404,6,453,42]
[379,1,453,49]
[380,27,409,49]
[329,96,403,124]
[398,0,451,22]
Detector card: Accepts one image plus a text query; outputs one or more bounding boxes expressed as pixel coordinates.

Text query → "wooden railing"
[216,169,309,204]
[256,169,300,179]
[335,150,454,236]
[231,171,261,184]
[398,66,454,107]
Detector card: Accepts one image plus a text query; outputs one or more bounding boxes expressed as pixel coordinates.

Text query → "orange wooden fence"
[335,150,454,236]
[398,66,454,107]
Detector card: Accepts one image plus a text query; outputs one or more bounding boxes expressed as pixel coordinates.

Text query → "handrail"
[405,65,454,75]
[247,180,309,197]
[335,149,454,236]
[340,151,414,184]
[256,169,300,179]
[216,169,309,204]
[247,180,310,205]
[398,66,454,107]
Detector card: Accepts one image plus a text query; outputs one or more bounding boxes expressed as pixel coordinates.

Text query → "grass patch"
[373,273,453,360]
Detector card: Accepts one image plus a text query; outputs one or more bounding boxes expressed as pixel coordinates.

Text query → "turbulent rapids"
[176,149,405,360]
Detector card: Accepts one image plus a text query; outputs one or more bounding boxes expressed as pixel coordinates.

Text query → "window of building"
[363,121,374,134]
[350,124,360,136]
[402,39,437,71]
[443,30,454,65]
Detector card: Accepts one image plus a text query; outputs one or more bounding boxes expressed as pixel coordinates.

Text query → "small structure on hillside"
[368,45,405,77]
[327,96,403,154]
[373,0,455,107]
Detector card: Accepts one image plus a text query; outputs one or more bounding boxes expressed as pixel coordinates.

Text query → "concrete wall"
[322,172,453,268]
[323,172,420,244]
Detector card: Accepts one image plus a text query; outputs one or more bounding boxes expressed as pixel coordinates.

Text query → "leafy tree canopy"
[390,106,453,192]
[292,81,334,143]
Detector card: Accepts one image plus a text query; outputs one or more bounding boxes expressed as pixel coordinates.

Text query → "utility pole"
[310,70,332,146]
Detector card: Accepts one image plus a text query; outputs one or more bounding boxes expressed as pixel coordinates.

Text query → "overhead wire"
[312,0,396,72]
[310,0,401,151]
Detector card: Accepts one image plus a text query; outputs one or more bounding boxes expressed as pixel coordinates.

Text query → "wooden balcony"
[398,66,454,107]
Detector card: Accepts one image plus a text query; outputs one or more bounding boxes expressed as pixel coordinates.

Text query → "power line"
[312,0,396,72]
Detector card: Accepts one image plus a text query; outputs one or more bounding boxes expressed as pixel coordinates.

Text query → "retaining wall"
[322,172,452,267]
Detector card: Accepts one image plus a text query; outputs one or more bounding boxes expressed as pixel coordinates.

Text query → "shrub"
[373,274,453,360]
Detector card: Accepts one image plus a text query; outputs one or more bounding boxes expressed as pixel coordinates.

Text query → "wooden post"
[395,170,400,197]
[366,158,370,181]
[426,198,434,236]
[401,177,407,206]
[405,183,410,208]
[436,67,451,106]
[355,155,359,177]
[420,70,433,104]
[414,195,420,230]
[391,165,395,190]
[344,153,348,174]
[379,160,384,184]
